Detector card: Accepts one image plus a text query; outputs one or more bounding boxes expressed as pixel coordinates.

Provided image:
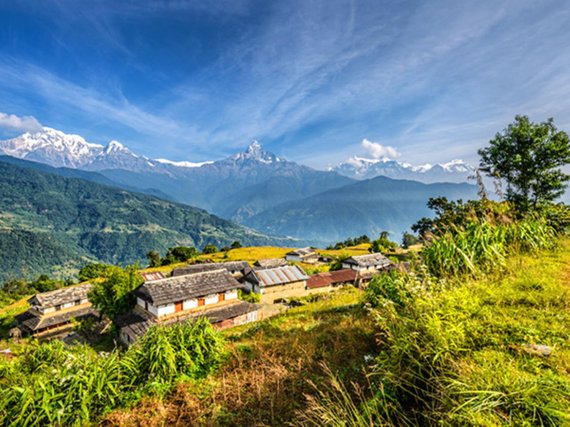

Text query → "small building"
[254,258,288,269]
[171,260,259,296]
[342,253,393,285]
[118,269,258,345]
[15,284,99,340]
[254,265,309,303]
[285,247,319,264]
[306,269,357,291]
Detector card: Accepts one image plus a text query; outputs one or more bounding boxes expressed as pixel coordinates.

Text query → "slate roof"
[17,306,98,332]
[29,283,93,309]
[344,253,392,269]
[171,261,252,277]
[254,258,288,269]
[118,301,258,341]
[307,269,357,289]
[255,265,309,287]
[286,247,317,257]
[134,269,242,306]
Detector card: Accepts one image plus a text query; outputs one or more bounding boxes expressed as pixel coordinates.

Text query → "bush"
[238,289,261,303]
[202,244,218,254]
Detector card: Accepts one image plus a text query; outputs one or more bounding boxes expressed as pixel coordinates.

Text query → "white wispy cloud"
[0,112,43,133]
[361,139,400,159]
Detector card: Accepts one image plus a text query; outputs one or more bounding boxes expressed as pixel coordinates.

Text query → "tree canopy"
[478,115,570,210]
[88,265,143,321]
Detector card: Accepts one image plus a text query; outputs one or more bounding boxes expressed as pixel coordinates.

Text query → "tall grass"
[303,215,569,426]
[422,219,556,278]
[0,318,225,425]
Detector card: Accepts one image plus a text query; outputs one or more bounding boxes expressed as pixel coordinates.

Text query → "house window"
[74,299,81,306]
[55,304,62,311]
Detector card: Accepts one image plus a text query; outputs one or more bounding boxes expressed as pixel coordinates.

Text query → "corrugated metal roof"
[255,265,309,287]
[141,272,166,282]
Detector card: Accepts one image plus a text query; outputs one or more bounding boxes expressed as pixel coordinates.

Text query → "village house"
[285,247,319,264]
[15,284,99,340]
[306,269,357,292]
[342,253,393,285]
[117,269,258,345]
[254,258,288,269]
[171,260,258,294]
[253,265,310,303]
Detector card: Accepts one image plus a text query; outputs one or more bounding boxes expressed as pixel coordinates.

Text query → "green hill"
[0,158,290,282]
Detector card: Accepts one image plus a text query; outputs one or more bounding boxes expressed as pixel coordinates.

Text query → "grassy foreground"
[104,239,570,426]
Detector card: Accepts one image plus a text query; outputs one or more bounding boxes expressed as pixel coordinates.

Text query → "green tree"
[369,232,398,253]
[401,232,419,249]
[202,244,218,254]
[479,115,570,210]
[230,240,242,249]
[88,265,143,321]
[78,263,114,282]
[146,250,161,268]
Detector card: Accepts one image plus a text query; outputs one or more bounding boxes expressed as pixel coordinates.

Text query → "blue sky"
[0,0,569,168]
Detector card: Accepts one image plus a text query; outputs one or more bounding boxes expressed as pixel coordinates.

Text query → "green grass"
[306,238,570,426]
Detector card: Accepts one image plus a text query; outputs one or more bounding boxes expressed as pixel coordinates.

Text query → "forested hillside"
[245,175,479,242]
[0,159,290,281]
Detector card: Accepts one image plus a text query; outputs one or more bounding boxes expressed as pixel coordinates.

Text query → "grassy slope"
[139,243,373,276]
[106,238,570,426]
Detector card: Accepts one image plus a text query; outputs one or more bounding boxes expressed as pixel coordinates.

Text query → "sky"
[0,0,569,169]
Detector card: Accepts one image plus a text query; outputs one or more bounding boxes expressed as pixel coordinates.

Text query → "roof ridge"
[149,268,228,283]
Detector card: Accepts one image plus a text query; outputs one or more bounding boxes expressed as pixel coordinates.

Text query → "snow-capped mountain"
[0,127,191,173]
[230,140,282,164]
[0,127,103,168]
[332,156,473,183]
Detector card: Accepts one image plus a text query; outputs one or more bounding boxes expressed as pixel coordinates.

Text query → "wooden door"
[198,298,205,307]
[218,292,225,302]
[175,301,183,312]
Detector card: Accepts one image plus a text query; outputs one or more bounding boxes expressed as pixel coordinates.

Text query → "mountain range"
[331,156,473,183]
[0,156,293,281]
[0,127,480,246]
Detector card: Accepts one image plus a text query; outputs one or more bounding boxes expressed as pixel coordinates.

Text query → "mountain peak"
[104,140,132,155]
[233,140,281,164]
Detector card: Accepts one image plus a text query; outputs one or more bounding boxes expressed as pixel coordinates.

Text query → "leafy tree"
[479,115,570,210]
[202,244,218,254]
[78,263,114,282]
[166,246,198,262]
[146,250,161,268]
[88,265,143,321]
[329,253,351,271]
[401,232,419,249]
[1,279,31,297]
[31,275,59,293]
[369,232,398,253]
[230,240,242,249]
[160,246,198,265]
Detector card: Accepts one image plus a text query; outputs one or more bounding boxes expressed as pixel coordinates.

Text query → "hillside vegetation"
[105,238,570,425]
[0,159,290,281]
